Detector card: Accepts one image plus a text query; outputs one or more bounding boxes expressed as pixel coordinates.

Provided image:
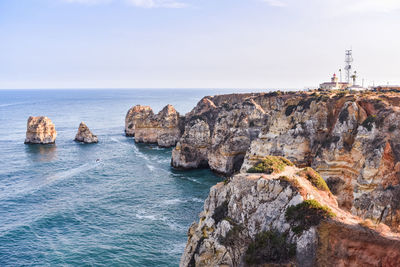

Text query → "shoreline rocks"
[24,116,57,144]
[75,122,98,143]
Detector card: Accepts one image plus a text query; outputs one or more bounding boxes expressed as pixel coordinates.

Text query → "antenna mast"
[345,49,353,84]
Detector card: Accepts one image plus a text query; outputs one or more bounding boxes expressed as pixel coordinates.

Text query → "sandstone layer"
[181,162,400,266]
[75,122,98,143]
[125,104,183,147]
[24,116,57,144]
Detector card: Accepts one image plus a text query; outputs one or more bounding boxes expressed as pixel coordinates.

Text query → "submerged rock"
[125,104,183,147]
[75,122,98,143]
[181,158,400,266]
[24,116,57,144]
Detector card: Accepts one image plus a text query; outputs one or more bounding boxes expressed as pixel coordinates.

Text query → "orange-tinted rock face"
[317,221,400,267]
[24,116,57,144]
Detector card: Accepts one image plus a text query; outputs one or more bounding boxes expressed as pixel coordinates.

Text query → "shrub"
[245,230,296,265]
[279,176,300,189]
[285,105,297,116]
[362,115,376,131]
[298,167,330,192]
[247,156,293,174]
[285,200,335,235]
[219,223,244,247]
[212,201,229,224]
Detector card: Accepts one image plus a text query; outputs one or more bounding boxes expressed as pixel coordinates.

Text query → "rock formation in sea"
[24,116,57,144]
[75,122,98,143]
[125,104,183,147]
[180,156,400,266]
[131,90,400,232]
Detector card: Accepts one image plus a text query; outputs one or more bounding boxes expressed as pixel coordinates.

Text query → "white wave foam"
[167,222,186,232]
[146,164,155,171]
[135,210,167,222]
[0,102,28,108]
[191,197,204,203]
[132,145,150,161]
[110,137,123,144]
[163,198,185,205]
[46,162,98,183]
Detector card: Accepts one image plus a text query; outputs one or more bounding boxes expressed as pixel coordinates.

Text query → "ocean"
[0,89,260,266]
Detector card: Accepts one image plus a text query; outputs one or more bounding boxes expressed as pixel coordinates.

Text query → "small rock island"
[125,104,183,147]
[75,122,98,143]
[24,116,57,144]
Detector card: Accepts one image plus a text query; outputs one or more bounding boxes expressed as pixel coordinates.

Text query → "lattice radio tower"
[345,49,353,84]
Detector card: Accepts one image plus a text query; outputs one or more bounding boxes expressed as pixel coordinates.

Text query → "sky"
[0,0,400,89]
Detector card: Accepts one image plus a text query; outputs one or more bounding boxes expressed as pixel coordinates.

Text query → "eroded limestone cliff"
[181,158,400,266]
[169,90,400,231]
[129,90,400,231]
[125,104,183,147]
[24,116,57,144]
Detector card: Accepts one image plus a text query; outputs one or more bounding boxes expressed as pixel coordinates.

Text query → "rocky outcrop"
[172,95,265,174]
[75,122,98,143]
[181,160,400,266]
[170,91,400,231]
[125,104,183,147]
[24,116,57,144]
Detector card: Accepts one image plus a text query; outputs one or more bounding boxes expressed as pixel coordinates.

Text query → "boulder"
[24,116,57,144]
[75,122,98,143]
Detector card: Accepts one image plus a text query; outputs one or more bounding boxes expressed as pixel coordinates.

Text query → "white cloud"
[62,0,186,8]
[63,0,112,4]
[343,0,400,14]
[262,0,287,7]
[126,0,186,8]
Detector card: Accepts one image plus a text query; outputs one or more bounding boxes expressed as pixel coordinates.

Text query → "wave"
[163,198,185,205]
[45,163,98,183]
[0,102,28,108]
[0,161,102,202]
[135,210,166,222]
[191,197,205,203]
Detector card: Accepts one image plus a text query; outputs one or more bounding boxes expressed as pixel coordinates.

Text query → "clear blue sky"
[1,0,399,89]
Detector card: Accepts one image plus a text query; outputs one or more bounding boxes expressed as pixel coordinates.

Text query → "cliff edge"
[181,157,400,266]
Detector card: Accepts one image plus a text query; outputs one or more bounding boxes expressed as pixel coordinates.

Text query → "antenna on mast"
[345,49,353,84]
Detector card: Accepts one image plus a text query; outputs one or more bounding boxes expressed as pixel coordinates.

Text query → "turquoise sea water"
[0,89,259,266]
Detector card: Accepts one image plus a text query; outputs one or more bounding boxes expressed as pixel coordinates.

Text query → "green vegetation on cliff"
[298,167,330,192]
[285,200,335,235]
[247,156,294,174]
[245,230,296,265]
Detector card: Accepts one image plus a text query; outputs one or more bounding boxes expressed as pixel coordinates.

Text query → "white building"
[320,73,349,90]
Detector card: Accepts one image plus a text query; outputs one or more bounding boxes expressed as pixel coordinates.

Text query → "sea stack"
[24,116,57,144]
[75,122,98,143]
[125,104,183,147]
